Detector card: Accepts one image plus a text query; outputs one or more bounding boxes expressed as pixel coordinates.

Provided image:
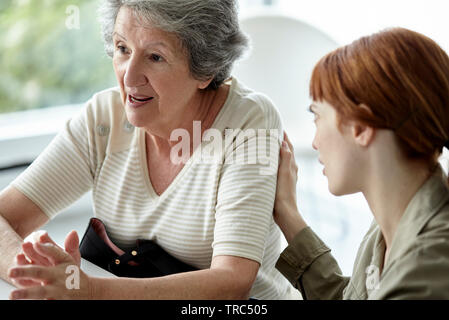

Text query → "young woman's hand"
[274,132,308,243]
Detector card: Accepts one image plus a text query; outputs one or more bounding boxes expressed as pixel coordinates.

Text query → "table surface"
[0,258,115,300]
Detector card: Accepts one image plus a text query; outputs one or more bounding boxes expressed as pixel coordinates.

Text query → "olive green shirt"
[276,166,449,299]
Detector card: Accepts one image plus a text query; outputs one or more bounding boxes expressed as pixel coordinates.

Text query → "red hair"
[310,27,449,162]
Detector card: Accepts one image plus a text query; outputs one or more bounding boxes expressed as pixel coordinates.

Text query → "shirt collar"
[387,164,449,265]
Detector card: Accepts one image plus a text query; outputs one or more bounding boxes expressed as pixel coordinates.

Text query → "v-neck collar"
[137,78,237,202]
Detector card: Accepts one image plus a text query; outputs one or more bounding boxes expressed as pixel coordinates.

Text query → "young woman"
[274,27,449,299]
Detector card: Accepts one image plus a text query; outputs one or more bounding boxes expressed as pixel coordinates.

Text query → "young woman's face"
[310,100,362,196]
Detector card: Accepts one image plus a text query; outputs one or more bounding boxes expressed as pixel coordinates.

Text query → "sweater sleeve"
[10,100,99,219]
[212,94,282,264]
[276,227,350,299]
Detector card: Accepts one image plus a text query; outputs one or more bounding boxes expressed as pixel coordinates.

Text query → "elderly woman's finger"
[8,265,54,283]
[16,253,30,265]
[64,230,81,266]
[34,242,73,265]
[10,285,50,300]
[11,277,42,288]
[22,242,52,266]
[38,232,59,246]
[12,254,44,287]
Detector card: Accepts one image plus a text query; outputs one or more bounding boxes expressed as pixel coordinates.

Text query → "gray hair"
[98,0,249,89]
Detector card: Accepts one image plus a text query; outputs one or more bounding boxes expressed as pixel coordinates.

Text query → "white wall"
[244,0,449,52]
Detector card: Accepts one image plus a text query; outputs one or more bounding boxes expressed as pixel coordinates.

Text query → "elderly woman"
[0,0,291,299]
[274,27,449,299]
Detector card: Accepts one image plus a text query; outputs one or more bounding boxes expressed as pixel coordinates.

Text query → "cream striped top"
[12,78,291,299]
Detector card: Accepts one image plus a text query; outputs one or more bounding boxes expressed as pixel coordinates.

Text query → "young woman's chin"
[328,181,359,197]
[326,175,349,196]
[328,184,344,196]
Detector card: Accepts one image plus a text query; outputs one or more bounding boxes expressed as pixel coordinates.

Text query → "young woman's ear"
[352,123,375,147]
[351,104,376,147]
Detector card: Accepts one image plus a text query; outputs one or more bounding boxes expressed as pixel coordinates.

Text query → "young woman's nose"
[124,56,148,88]
[312,133,318,151]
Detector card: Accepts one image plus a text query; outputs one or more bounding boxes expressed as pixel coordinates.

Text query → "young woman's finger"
[284,131,295,152]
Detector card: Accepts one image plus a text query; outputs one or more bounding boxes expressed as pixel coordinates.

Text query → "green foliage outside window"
[0,0,116,114]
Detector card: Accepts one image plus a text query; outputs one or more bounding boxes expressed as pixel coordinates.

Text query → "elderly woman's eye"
[150,54,163,62]
[117,45,128,54]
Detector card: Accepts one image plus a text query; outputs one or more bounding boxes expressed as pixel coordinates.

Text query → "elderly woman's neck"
[195,85,228,131]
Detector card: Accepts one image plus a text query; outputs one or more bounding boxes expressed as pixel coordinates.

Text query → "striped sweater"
[12,77,291,299]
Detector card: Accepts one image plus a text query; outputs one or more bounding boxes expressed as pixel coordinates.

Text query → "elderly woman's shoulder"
[229,78,282,130]
[79,86,124,124]
[89,86,123,111]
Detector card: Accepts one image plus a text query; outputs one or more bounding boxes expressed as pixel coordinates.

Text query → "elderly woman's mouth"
[128,94,154,107]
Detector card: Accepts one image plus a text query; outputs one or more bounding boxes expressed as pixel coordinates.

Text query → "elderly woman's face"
[112,6,209,132]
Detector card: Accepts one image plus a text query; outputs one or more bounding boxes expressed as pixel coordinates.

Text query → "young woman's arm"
[274,134,350,299]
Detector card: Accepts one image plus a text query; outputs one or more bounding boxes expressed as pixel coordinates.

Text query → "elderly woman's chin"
[123,99,153,128]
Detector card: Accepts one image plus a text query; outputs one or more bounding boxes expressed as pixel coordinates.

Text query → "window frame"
[0,104,83,169]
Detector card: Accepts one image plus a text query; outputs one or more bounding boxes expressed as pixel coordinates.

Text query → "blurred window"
[0,0,115,114]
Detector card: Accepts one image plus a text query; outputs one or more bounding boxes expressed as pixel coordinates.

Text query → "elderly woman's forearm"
[89,268,253,300]
[0,187,50,283]
[0,214,24,284]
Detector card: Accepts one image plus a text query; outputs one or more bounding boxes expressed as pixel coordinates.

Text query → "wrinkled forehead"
[114,6,183,53]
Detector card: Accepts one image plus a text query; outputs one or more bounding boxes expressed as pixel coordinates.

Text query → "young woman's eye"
[308,105,318,122]
[150,54,163,62]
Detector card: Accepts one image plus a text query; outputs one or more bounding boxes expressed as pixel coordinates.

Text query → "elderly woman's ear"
[198,78,214,90]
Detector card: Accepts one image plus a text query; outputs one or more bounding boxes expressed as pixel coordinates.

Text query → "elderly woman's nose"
[124,58,148,88]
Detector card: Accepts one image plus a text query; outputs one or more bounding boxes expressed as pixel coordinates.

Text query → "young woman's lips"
[319,159,325,175]
[127,94,154,108]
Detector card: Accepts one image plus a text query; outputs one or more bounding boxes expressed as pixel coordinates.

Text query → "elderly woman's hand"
[8,237,90,300]
[10,230,80,288]
[20,231,80,266]
[274,132,308,243]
